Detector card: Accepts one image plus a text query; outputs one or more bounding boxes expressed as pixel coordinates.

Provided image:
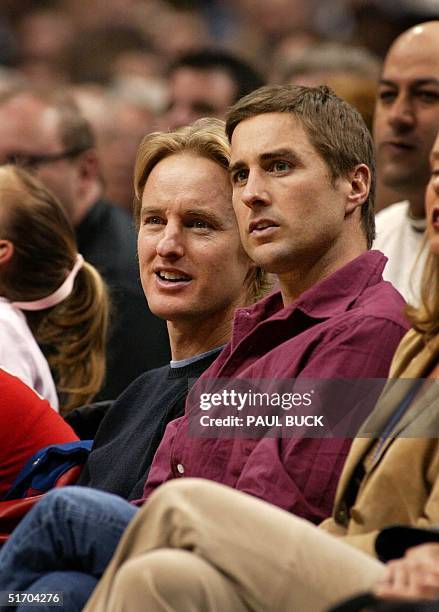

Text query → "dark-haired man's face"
[163,67,237,129]
[373,25,439,200]
[230,112,368,303]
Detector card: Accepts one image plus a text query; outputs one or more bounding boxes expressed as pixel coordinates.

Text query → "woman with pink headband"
[0,165,108,413]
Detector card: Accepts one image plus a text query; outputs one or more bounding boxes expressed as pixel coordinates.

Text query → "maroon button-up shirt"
[137,251,409,523]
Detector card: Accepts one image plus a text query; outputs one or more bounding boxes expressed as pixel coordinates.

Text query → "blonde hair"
[0,165,109,413]
[134,117,272,304]
[406,239,439,341]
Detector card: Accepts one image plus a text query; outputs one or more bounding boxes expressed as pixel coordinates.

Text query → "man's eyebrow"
[139,206,225,227]
[228,160,246,175]
[378,79,398,88]
[412,78,439,87]
[140,206,162,216]
[184,208,224,226]
[229,149,298,175]
[259,148,299,163]
[379,78,439,87]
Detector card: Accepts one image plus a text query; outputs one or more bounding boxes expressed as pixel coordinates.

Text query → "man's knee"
[150,478,225,509]
[39,486,94,509]
[34,486,81,514]
[114,550,220,606]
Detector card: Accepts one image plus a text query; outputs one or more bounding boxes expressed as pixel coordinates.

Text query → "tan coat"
[321,329,439,556]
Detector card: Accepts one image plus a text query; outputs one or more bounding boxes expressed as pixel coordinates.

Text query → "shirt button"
[335,501,348,525]
[176,463,185,475]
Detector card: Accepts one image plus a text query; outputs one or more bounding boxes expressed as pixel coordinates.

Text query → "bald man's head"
[373,21,439,217]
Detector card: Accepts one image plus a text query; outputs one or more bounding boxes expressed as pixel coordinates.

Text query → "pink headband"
[12,254,84,311]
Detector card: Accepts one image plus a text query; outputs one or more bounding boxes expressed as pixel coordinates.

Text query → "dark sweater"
[78,349,221,500]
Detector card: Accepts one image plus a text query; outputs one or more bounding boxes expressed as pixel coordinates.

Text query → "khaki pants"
[85,479,384,612]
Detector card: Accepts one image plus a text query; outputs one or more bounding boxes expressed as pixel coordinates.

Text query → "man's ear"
[345,164,371,215]
[77,149,101,185]
[0,240,14,266]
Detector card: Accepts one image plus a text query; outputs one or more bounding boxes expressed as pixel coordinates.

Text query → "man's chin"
[379,162,423,190]
[249,255,293,276]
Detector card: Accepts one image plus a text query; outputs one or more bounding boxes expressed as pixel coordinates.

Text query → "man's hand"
[374,543,439,601]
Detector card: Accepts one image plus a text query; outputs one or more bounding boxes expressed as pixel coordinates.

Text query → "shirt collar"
[408,213,427,233]
[237,250,387,325]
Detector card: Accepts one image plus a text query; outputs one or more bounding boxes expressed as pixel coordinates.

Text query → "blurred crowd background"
[1,0,438,211]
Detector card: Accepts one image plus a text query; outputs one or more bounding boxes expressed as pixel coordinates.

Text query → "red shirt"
[0,368,78,498]
[139,251,409,522]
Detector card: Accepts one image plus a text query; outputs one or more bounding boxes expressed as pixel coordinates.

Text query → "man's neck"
[167,308,237,361]
[279,241,366,307]
[406,192,426,220]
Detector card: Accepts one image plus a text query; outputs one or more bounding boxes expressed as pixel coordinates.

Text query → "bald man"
[373,22,439,303]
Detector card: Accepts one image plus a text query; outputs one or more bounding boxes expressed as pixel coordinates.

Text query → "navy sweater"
[78,349,221,500]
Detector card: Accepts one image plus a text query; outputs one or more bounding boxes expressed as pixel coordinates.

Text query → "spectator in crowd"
[146,6,212,63]
[284,41,381,131]
[13,5,75,87]
[0,165,108,413]
[347,0,439,59]
[264,31,319,84]
[76,118,270,500]
[283,41,381,85]
[227,0,318,70]
[0,86,170,401]
[62,24,157,86]
[72,83,160,213]
[0,86,409,609]
[162,48,265,129]
[373,21,439,303]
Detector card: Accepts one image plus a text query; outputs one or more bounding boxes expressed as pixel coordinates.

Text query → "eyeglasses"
[4,146,89,170]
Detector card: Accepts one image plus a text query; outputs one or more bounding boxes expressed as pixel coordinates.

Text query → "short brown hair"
[134,118,273,304]
[0,165,108,413]
[226,85,376,248]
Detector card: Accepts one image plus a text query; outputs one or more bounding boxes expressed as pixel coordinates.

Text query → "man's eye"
[417,90,439,103]
[145,216,164,225]
[378,90,396,104]
[189,219,209,229]
[271,160,290,172]
[232,169,248,184]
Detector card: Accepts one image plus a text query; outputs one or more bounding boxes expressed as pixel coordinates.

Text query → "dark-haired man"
[163,48,265,129]
[373,21,439,303]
